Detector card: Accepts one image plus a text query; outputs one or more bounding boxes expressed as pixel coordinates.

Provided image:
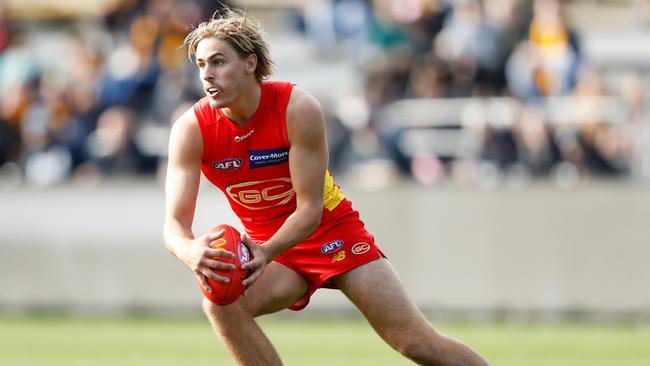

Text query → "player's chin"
[208,94,229,108]
[208,98,221,109]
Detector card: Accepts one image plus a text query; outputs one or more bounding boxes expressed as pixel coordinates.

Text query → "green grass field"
[1,315,649,366]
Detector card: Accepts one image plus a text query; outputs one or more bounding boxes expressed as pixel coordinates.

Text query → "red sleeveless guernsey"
[194,81,346,242]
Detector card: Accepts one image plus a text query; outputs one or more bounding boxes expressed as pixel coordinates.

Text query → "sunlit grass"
[1,315,649,366]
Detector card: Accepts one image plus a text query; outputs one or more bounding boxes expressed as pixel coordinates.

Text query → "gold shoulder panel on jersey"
[323,171,345,211]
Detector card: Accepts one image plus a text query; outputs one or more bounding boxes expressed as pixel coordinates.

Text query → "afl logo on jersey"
[213,158,242,171]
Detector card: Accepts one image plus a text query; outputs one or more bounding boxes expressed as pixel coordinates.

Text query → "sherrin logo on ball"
[238,241,251,265]
[201,224,253,306]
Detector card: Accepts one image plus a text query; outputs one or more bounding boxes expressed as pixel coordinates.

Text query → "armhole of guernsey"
[279,83,344,211]
[277,82,293,147]
[193,99,211,163]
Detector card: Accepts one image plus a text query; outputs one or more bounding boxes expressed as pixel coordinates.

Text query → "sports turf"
[1,315,649,365]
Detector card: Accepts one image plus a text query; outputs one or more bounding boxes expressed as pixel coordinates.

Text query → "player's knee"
[391,330,446,365]
[201,297,220,321]
[397,339,438,365]
[202,297,253,325]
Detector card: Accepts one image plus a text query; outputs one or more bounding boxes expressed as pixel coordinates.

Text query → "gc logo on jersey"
[226,178,295,210]
[213,157,242,171]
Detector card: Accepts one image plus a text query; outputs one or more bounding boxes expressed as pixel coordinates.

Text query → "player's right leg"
[333,258,490,366]
[202,261,308,366]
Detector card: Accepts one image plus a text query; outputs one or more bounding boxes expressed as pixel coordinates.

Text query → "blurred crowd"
[296,0,650,187]
[0,0,235,188]
[0,0,649,189]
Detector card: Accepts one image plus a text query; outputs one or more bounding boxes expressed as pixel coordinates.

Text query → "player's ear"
[244,54,257,75]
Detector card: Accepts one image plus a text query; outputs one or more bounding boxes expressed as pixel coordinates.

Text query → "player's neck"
[222,82,262,127]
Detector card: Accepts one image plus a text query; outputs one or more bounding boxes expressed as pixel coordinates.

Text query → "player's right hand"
[182,229,236,293]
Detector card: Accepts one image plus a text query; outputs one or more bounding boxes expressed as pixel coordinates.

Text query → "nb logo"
[226,178,295,210]
[331,251,346,263]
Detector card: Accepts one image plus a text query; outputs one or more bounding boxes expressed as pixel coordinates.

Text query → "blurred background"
[1,1,650,363]
[2,0,650,189]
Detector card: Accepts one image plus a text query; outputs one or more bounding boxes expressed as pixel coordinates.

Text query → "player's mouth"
[206,87,220,97]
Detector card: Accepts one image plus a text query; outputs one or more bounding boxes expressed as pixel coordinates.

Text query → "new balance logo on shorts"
[331,251,346,262]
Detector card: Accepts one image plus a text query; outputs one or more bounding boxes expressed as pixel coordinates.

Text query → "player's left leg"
[202,261,309,366]
[333,258,490,366]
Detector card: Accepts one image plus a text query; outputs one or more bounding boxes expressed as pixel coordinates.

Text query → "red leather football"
[200,224,252,305]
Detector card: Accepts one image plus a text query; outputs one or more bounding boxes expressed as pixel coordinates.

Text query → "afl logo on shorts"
[213,157,242,171]
[351,242,371,255]
[321,240,344,254]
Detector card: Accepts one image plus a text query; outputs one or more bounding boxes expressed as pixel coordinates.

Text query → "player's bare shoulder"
[286,86,326,142]
[168,106,203,161]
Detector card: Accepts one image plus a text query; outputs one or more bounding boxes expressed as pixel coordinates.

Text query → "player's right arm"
[163,108,235,293]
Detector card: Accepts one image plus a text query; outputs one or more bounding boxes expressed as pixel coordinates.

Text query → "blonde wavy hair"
[183,8,274,83]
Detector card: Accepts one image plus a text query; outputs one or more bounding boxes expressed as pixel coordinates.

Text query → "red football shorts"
[272,199,386,311]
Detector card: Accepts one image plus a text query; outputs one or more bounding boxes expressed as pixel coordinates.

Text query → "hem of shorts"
[270,256,311,311]
[288,251,385,311]
[272,256,303,277]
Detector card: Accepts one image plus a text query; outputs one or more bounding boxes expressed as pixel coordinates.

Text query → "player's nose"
[202,68,215,81]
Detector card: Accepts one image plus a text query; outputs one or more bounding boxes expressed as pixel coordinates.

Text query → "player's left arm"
[242,87,327,286]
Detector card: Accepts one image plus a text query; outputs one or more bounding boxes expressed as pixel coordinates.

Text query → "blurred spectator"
[511,104,561,176]
[618,70,648,176]
[99,12,161,110]
[0,107,21,169]
[433,0,486,96]
[506,0,581,101]
[407,52,452,98]
[302,0,370,57]
[571,68,629,176]
[84,107,151,176]
[0,23,35,181]
[0,4,11,54]
[0,0,232,188]
[639,0,650,24]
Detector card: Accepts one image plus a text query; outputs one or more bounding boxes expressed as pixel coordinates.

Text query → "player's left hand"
[240,233,271,293]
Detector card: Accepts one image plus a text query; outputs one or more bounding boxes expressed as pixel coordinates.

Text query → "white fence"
[1,179,649,319]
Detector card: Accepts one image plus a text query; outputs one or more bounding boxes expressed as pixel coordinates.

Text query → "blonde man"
[163,8,489,366]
